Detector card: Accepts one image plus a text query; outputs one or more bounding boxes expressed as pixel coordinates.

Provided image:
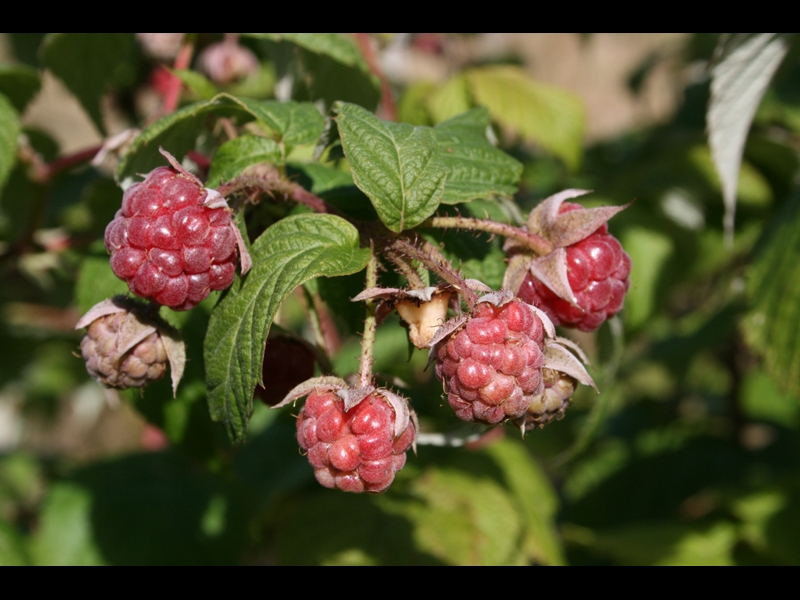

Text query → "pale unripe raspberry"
[105,152,246,311]
[433,299,546,425]
[76,297,185,392]
[514,367,576,431]
[296,390,416,493]
[197,40,258,85]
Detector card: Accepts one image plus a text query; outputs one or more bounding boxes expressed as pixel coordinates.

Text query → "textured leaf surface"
[205,214,370,442]
[434,107,522,204]
[708,33,788,242]
[234,99,325,147]
[206,135,281,188]
[335,102,447,232]
[0,94,20,194]
[466,66,585,170]
[0,64,41,113]
[744,195,800,396]
[117,94,324,184]
[40,33,136,133]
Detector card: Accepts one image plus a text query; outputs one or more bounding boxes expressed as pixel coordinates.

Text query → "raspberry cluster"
[519,202,631,331]
[513,367,576,431]
[104,165,239,310]
[433,299,545,424]
[296,390,416,493]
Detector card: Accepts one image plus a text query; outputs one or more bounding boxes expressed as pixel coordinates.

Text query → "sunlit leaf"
[204,214,370,442]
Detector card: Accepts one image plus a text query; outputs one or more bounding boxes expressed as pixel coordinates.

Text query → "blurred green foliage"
[1,33,800,565]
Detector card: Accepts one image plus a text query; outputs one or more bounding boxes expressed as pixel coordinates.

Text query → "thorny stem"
[391,237,478,309]
[217,168,345,217]
[301,285,335,374]
[423,216,554,256]
[358,246,379,387]
[383,249,425,289]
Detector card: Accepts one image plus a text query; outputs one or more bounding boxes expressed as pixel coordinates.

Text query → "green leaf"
[117,94,324,184]
[427,73,472,123]
[257,33,367,70]
[171,68,218,100]
[0,64,41,113]
[743,194,800,396]
[621,227,673,330]
[206,135,281,188]
[0,520,30,566]
[40,33,136,134]
[31,483,106,566]
[249,33,380,110]
[334,102,447,232]
[434,107,522,204]
[204,214,370,442]
[236,99,325,147]
[75,249,131,314]
[0,93,20,194]
[708,33,789,242]
[465,65,585,171]
[485,441,565,565]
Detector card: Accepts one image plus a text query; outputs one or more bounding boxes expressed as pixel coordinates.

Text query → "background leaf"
[434,107,523,204]
[0,93,20,194]
[0,64,41,113]
[335,102,447,232]
[743,194,800,396]
[204,214,370,442]
[465,65,585,171]
[708,33,789,242]
[40,33,136,134]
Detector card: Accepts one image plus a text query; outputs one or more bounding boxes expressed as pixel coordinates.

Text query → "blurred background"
[1,33,799,565]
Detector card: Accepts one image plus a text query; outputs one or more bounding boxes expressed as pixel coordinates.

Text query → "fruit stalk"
[358,246,379,387]
[423,215,554,256]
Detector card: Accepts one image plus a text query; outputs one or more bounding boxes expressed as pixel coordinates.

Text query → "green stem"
[392,238,478,309]
[423,216,554,256]
[358,246,379,387]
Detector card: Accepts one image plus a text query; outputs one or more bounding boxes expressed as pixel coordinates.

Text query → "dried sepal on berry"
[75,296,185,396]
[507,189,632,331]
[353,285,455,349]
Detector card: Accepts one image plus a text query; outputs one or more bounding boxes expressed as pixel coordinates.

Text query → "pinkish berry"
[80,309,169,389]
[519,202,631,331]
[197,40,258,85]
[296,391,416,494]
[514,368,576,431]
[105,165,238,310]
[433,299,546,425]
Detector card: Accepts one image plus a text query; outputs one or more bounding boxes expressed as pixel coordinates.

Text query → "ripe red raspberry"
[296,390,416,493]
[518,202,631,331]
[105,151,245,310]
[433,298,546,425]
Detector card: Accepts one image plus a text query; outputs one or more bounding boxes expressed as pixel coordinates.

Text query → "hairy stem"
[391,238,478,309]
[423,216,554,256]
[384,249,426,289]
[359,246,379,387]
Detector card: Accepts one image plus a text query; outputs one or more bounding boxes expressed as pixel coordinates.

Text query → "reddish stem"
[40,145,103,182]
[163,37,194,114]
[353,33,396,122]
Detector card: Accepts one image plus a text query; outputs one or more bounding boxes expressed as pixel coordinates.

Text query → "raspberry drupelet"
[105,154,244,311]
